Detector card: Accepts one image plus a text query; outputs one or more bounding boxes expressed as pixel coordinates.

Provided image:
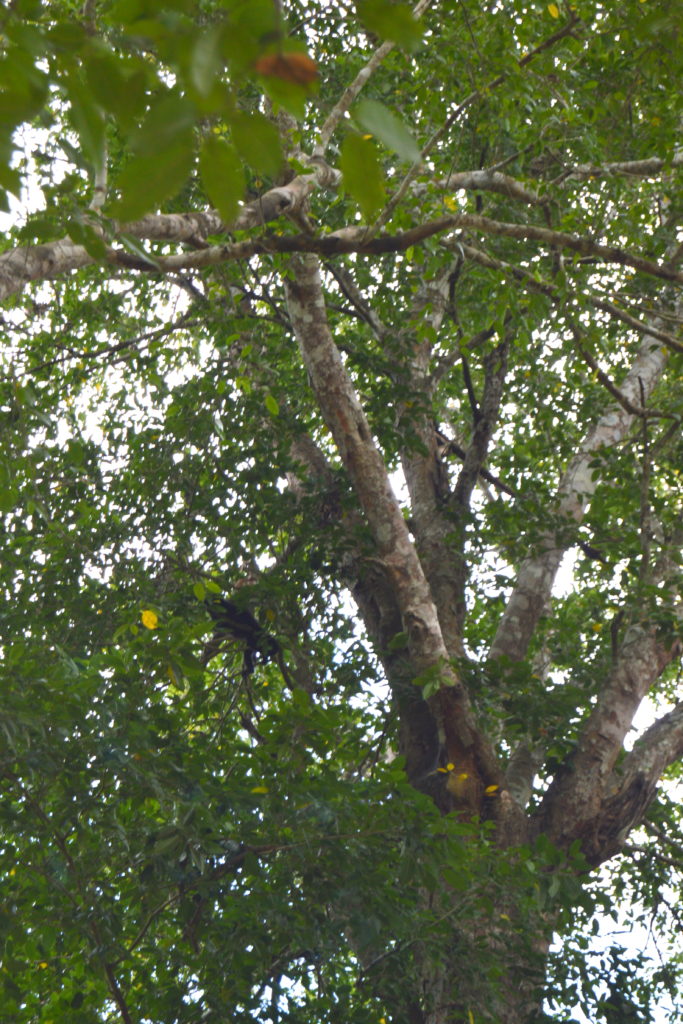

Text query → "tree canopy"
[1,1,682,1022]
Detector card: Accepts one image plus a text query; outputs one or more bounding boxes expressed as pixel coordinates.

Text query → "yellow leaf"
[251,785,269,794]
[265,608,276,622]
[485,784,500,795]
[547,3,560,16]
[141,609,158,630]
[468,1011,475,1024]
[444,196,458,211]
[499,913,511,921]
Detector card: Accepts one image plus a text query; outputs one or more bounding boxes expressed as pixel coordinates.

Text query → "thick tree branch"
[119,215,683,283]
[537,624,682,862]
[284,252,502,806]
[3,206,681,304]
[438,170,544,207]
[620,701,683,790]
[398,264,469,656]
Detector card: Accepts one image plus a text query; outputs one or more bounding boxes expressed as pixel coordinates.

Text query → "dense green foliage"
[1,1,682,1022]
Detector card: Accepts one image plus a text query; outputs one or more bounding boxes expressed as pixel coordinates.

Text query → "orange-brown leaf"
[255,52,319,86]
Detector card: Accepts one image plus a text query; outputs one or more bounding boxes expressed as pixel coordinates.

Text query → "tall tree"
[0,1,682,1022]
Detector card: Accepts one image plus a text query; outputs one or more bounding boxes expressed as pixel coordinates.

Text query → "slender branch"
[324,261,390,341]
[588,296,683,354]
[555,151,683,183]
[623,842,683,871]
[451,337,510,512]
[572,327,676,421]
[314,0,434,155]
[12,310,200,378]
[438,436,516,497]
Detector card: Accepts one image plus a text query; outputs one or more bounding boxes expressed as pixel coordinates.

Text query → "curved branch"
[438,170,544,207]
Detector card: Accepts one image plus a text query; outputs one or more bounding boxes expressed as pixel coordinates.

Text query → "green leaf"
[340,133,386,220]
[355,98,421,162]
[231,111,282,178]
[83,52,148,127]
[118,234,161,268]
[199,135,245,224]
[190,29,223,97]
[192,582,206,601]
[388,630,409,651]
[0,47,49,128]
[357,0,423,50]
[264,394,279,417]
[66,220,109,260]
[108,94,196,219]
[128,92,195,157]
[109,143,194,220]
[0,161,21,196]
